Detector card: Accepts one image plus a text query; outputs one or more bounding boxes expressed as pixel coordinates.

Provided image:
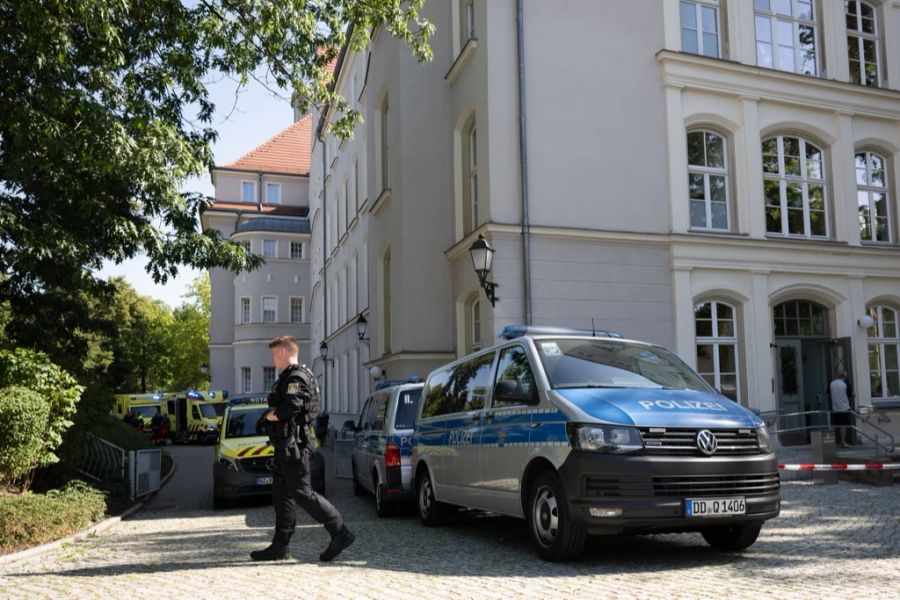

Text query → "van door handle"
[531,421,541,429]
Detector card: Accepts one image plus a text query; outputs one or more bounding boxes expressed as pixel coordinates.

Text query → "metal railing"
[76,434,162,499]
[331,429,355,479]
[756,409,895,456]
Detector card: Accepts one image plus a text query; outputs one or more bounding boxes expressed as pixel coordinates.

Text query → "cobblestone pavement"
[1,445,898,599]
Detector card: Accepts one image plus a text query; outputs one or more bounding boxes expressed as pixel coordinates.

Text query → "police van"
[345,380,424,517]
[412,326,780,561]
[213,394,325,509]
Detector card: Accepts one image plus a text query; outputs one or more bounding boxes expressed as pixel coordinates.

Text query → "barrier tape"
[779,463,900,471]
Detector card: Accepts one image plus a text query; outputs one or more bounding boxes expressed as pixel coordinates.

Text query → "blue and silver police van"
[412,326,780,561]
[346,380,424,516]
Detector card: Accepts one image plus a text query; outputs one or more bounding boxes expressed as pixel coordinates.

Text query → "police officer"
[250,335,355,562]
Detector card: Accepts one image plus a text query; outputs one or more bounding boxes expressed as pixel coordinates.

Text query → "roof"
[221,115,313,175]
[234,217,311,235]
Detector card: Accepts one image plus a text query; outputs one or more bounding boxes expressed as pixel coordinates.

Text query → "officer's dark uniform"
[252,363,353,561]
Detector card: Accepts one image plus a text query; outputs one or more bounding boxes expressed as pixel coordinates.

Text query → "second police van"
[412,326,780,561]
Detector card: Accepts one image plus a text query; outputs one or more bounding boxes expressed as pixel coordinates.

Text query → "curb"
[0,455,179,566]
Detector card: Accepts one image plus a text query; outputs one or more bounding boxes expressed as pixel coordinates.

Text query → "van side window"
[373,397,388,430]
[358,397,372,429]
[493,345,538,406]
[422,353,494,417]
[394,389,422,429]
[192,405,201,420]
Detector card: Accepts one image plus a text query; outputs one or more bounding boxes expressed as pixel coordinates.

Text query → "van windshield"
[132,406,160,419]
[199,402,227,419]
[394,389,422,429]
[225,408,267,439]
[535,338,712,392]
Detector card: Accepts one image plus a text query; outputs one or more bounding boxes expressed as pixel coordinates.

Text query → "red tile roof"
[221,115,313,176]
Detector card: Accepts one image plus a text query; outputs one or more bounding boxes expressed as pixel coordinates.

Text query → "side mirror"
[494,380,540,406]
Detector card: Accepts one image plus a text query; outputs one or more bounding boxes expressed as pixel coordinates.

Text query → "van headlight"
[756,424,773,453]
[567,423,643,454]
[217,455,238,471]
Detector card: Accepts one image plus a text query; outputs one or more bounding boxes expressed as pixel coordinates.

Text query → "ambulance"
[112,392,167,429]
[162,389,228,445]
[213,394,325,509]
[413,325,780,561]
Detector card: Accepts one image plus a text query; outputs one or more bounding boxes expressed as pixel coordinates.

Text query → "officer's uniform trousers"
[271,446,343,547]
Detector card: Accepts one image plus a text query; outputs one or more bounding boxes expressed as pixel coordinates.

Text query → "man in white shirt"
[829,372,853,448]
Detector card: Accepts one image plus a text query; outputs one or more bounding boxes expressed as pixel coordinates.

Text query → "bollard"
[810,430,838,485]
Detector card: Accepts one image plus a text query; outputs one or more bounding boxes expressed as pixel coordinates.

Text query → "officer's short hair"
[268,336,299,354]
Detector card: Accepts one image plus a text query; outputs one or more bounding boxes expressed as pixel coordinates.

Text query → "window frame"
[266,182,281,205]
[290,296,304,324]
[290,240,304,259]
[261,295,278,324]
[380,97,390,192]
[687,128,731,232]
[762,135,829,239]
[239,296,251,324]
[846,0,881,87]
[262,239,277,259]
[462,116,478,235]
[240,240,252,254]
[680,0,722,58]
[867,305,900,398]
[694,300,741,403]
[241,180,257,203]
[753,0,819,76]
[263,366,276,390]
[491,344,538,408]
[240,367,252,394]
[856,150,892,244]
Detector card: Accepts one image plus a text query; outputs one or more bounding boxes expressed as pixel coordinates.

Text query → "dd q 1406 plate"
[685,497,745,517]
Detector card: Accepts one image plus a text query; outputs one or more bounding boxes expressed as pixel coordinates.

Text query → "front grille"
[585,473,780,498]
[639,427,761,456]
[653,473,780,497]
[241,457,273,474]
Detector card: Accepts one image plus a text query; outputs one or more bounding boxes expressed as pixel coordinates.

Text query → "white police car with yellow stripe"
[213,394,324,509]
[412,326,779,561]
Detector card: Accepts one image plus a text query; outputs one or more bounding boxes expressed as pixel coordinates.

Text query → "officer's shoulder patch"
[286,382,301,394]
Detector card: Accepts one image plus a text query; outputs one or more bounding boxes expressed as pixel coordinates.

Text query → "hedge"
[0,386,50,486]
[0,480,107,554]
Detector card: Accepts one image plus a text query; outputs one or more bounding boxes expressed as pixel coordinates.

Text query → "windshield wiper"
[554,383,663,390]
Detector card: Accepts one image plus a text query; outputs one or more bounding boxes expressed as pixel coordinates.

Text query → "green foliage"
[0,350,83,479]
[166,273,211,390]
[0,386,50,488]
[0,480,107,554]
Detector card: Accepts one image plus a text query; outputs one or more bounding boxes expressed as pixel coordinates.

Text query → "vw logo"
[265,458,275,471]
[696,430,718,456]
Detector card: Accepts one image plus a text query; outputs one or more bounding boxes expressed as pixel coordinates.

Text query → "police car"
[412,326,780,561]
[345,380,423,517]
[213,394,325,509]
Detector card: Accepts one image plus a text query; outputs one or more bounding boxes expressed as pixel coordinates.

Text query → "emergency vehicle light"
[499,325,624,340]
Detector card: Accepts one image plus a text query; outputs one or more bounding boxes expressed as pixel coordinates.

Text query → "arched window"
[695,301,740,402]
[856,151,891,243]
[846,0,881,87]
[687,129,730,231]
[867,305,899,398]
[762,135,827,238]
[462,116,478,235]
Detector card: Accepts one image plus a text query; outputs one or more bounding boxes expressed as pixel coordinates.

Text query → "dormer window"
[266,183,281,204]
[242,181,256,203]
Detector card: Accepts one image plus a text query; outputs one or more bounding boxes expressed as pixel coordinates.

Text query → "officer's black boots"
[250,544,291,561]
[319,527,355,562]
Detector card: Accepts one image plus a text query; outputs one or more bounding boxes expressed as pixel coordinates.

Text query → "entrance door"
[825,337,855,443]
[776,340,806,444]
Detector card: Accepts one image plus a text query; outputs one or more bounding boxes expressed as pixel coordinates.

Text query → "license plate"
[685,497,745,518]
[256,476,273,486]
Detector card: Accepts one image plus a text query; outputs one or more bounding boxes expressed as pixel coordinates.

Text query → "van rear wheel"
[527,471,586,562]
[374,472,394,518]
[416,469,447,526]
[701,521,762,551]
[351,465,366,497]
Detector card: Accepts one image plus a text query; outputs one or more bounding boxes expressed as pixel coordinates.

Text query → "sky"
[96,75,295,307]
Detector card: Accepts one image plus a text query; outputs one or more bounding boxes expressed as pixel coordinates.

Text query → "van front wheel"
[527,471,586,562]
[701,522,762,551]
[416,469,447,526]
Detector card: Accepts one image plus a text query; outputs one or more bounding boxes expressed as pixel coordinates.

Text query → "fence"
[757,409,895,456]
[331,429,355,479]
[78,434,162,499]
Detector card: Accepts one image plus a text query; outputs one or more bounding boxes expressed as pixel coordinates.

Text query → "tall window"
[338,189,346,235]
[263,367,276,390]
[241,367,252,394]
[762,135,827,238]
[695,301,740,402]
[461,0,476,48]
[262,239,277,258]
[380,98,390,191]
[680,0,720,58]
[240,297,251,324]
[241,240,251,254]
[754,0,817,75]
[856,151,890,243]
[383,250,391,353]
[266,183,281,204]
[344,178,352,229]
[462,117,478,234]
[241,181,256,203]
[846,0,880,87]
[262,296,277,323]
[290,241,304,259]
[867,305,899,398]
[469,296,481,353]
[687,130,729,231]
[290,297,304,323]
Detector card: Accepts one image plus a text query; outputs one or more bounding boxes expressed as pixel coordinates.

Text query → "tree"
[166,274,211,391]
[0,0,433,362]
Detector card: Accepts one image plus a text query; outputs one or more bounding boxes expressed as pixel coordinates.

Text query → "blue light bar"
[498,325,624,340]
[374,376,422,390]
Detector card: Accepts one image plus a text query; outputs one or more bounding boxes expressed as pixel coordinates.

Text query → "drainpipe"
[516,0,533,325]
[320,133,329,413]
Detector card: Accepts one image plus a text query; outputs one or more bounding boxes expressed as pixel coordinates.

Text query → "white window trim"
[262,239,277,259]
[241,180,257,203]
[867,305,900,398]
[763,135,829,239]
[465,0,476,41]
[240,367,252,394]
[263,366,277,390]
[290,240,305,259]
[266,182,282,204]
[681,0,722,58]
[687,129,731,232]
[261,295,278,323]
[754,0,819,76]
[468,125,478,232]
[695,301,741,403]
[241,240,252,254]
[290,296,305,324]
[846,0,881,87]
[857,151,891,243]
[239,296,251,324]
[470,297,481,353]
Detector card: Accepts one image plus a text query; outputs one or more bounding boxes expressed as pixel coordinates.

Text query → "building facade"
[203,118,314,395]
[311,0,900,426]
